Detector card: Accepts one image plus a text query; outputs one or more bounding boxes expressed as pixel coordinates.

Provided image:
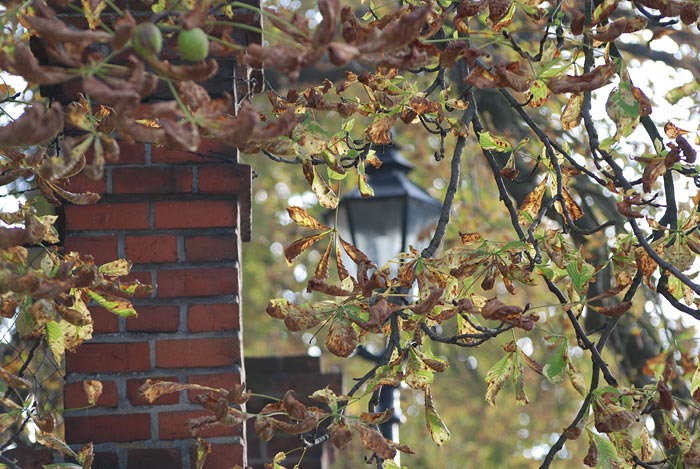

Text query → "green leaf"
[478,131,512,153]
[485,351,514,406]
[588,430,624,469]
[45,320,64,365]
[425,388,451,446]
[665,79,700,104]
[690,364,700,397]
[566,262,595,293]
[543,339,568,384]
[358,172,374,197]
[85,289,138,318]
[405,348,434,390]
[606,82,640,138]
[528,80,549,107]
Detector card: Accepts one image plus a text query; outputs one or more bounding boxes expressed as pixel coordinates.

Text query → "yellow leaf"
[561,93,584,130]
[518,175,548,227]
[286,206,327,230]
[284,233,328,264]
[83,380,103,405]
[81,0,107,29]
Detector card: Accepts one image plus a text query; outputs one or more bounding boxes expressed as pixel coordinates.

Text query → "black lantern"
[327,143,442,446]
[333,144,442,269]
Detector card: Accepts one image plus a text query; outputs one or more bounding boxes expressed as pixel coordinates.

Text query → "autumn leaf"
[664,121,690,139]
[425,388,450,445]
[287,206,328,230]
[85,289,137,318]
[328,421,353,449]
[561,93,584,130]
[326,316,358,357]
[0,103,64,147]
[518,175,548,227]
[83,380,103,406]
[356,424,398,460]
[284,232,328,264]
[366,116,397,145]
[485,351,514,406]
[591,16,646,42]
[547,62,616,94]
[478,131,512,153]
[138,379,220,404]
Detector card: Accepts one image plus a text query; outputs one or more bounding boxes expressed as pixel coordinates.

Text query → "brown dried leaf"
[339,237,373,267]
[589,301,632,318]
[326,317,358,357]
[548,62,616,94]
[366,115,398,145]
[0,103,63,147]
[0,366,31,390]
[591,16,646,42]
[357,424,398,460]
[328,421,353,449]
[360,409,394,425]
[284,233,328,264]
[138,379,219,403]
[287,206,328,230]
[306,277,355,297]
[664,121,689,139]
[255,416,276,442]
[283,304,323,331]
[358,5,431,54]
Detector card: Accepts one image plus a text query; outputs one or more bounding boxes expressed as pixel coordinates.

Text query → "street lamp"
[328,142,442,445]
[334,144,443,270]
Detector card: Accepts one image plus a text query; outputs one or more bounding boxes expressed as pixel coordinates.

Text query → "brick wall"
[245,357,343,469]
[62,142,251,469]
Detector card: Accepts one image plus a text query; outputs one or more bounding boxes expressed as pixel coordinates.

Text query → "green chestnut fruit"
[177,27,209,62]
[132,22,163,58]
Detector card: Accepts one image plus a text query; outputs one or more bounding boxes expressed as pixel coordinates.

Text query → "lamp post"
[329,143,442,444]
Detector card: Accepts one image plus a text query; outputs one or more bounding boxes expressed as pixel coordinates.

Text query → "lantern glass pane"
[345,198,404,268]
[405,199,441,255]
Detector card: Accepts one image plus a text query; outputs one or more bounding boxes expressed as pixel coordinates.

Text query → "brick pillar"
[62,141,252,468]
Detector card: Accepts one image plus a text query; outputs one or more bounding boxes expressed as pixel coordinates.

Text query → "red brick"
[188,304,239,332]
[157,268,238,298]
[158,410,238,440]
[155,338,240,368]
[93,452,119,469]
[185,235,238,262]
[125,235,178,263]
[112,140,148,165]
[151,147,221,164]
[153,200,237,229]
[128,449,181,469]
[126,305,180,332]
[150,140,235,164]
[65,172,107,194]
[89,306,120,333]
[189,443,244,469]
[127,377,180,406]
[65,413,150,443]
[198,165,250,194]
[64,380,118,409]
[186,372,241,403]
[64,235,118,265]
[64,203,149,231]
[66,342,150,373]
[112,167,193,194]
